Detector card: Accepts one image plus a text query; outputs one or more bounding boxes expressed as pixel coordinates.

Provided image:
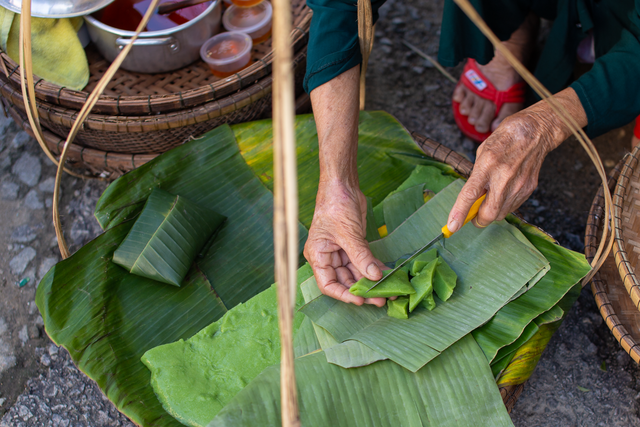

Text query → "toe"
[474,101,496,133]
[468,97,487,125]
[452,85,465,103]
[459,89,475,116]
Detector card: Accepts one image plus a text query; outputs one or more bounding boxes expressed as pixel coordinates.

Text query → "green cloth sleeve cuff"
[304,0,385,94]
[570,27,640,138]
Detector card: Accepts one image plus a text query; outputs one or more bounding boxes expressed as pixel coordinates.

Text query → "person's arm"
[303,65,387,307]
[447,88,587,232]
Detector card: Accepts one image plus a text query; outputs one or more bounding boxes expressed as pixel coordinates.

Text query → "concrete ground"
[1,0,640,425]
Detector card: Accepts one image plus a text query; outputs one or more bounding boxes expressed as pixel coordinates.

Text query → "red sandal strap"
[460,59,527,115]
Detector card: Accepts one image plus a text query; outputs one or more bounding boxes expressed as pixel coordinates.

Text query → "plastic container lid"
[222,1,272,41]
[200,32,253,75]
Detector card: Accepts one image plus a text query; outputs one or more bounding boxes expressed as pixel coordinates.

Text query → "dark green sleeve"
[304,0,386,94]
[570,2,640,137]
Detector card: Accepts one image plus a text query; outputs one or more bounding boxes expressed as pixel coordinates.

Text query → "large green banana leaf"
[233,111,425,227]
[39,114,435,426]
[93,125,308,309]
[300,180,549,372]
[36,222,228,427]
[208,335,513,427]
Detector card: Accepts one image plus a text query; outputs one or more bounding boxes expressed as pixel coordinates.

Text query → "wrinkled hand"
[447,100,571,231]
[304,181,387,307]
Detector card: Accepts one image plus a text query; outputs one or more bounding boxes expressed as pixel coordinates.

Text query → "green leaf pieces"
[208,336,513,427]
[387,296,410,319]
[113,188,226,286]
[349,269,415,298]
[409,258,438,312]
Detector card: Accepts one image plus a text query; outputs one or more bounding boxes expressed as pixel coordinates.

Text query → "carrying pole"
[271,0,300,424]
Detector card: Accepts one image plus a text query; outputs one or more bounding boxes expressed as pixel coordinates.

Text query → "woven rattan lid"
[586,155,640,363]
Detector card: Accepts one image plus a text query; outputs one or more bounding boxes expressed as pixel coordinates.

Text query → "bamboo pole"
[452,0,613,284]
[357,0,373,110]
[271,0,300,424]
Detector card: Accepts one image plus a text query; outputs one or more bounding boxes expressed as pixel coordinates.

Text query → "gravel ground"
[1,0,640,425]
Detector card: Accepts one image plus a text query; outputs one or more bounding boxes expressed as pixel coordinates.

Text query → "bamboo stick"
[452,0,613,285]
[271,0,300,424]
[358,0,373,110]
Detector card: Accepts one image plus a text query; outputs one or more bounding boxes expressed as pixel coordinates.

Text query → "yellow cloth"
[0,7,89,91]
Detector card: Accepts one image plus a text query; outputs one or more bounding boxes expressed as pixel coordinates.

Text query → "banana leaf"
[36,221,228,427]
[208,335,513,427]
[496,321,563,388]
[300,275,388,367]
[381,184,425,233]
[300,180,550,372]
[141,281,309,427]
[113,188,226,286]
[373,166,460,232]
[41,114,435,426]
[490,322,539,379]
[471,233,590,362]
[233,112,425,227]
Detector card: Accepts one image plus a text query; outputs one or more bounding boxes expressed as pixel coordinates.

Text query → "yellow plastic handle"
[441,194,487,238]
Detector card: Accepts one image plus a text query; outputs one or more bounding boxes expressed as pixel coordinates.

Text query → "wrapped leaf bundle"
[113,188,226,286]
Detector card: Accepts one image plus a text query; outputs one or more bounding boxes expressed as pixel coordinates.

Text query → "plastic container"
[222,1,272,44]
[229,0,263,8]
[200,31,253,78]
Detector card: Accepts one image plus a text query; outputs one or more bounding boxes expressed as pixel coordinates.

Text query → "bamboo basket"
[0,0,311,115]
[0,48,307,154]
[0,0,311,161]
[585,152,640,363]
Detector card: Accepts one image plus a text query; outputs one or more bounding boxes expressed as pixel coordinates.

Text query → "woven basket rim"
[0,49,306,133]
[611,146,640,308]
[0,6,311,115]
[585,156,640,364]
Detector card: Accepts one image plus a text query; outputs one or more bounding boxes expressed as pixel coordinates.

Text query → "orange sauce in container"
[231,0,264,8]
[200,32,253,78]
[95,0,211,31]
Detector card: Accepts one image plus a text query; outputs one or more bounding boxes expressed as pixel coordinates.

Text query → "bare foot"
[453,14,539,134]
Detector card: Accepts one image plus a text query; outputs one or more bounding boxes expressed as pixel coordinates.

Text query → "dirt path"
[1,0,640,424]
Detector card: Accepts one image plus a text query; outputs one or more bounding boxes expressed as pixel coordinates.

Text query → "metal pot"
[84,0,221,73]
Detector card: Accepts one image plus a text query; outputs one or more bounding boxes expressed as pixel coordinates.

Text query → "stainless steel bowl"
[0,0,115,18]
[84,0,221,73]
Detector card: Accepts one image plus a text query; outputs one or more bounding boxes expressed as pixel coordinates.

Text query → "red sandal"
[452,59,527,143]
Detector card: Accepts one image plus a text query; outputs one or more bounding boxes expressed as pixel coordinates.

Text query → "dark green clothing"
[304,0,640,138]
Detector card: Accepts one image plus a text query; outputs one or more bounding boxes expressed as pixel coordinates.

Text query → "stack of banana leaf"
[36,112,590,427]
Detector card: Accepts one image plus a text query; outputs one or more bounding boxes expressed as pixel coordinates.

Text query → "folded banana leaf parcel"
[36,112,591,427]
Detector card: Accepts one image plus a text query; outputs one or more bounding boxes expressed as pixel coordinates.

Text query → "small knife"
[366,194,487,293]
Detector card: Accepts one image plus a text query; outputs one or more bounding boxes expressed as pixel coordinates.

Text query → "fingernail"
[366,263,380,279]
[449,219,460,233]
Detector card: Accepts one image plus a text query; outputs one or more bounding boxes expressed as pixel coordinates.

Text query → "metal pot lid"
[0,0,115,18]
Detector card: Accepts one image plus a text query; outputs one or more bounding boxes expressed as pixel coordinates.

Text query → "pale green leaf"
[382,184,425,233]
[208,336,513,427]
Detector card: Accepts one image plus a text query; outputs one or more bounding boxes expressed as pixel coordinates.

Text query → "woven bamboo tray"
[585,153,640,363]
[0,48,307,154]
[0,1,311,115]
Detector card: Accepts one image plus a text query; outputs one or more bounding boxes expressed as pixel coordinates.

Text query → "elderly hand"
[304,180,387,307]
[447,88,588,231]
